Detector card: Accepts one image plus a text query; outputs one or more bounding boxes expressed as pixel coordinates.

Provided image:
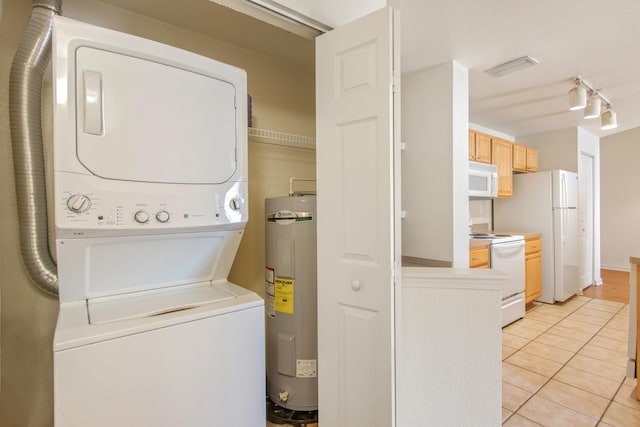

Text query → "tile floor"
[267,295,639,426]
[502,295,639,426]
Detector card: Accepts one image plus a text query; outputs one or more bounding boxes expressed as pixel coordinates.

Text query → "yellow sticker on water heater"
[275,277,294,314]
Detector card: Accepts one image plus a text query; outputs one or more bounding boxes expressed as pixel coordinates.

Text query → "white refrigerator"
[494,170,579,303]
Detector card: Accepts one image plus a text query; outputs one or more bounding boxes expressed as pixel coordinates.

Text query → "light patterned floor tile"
[503,345,518,360]
[578,343,628,367]
[502,362,549,394]
[601,401,640,426]
[623,376,637,387]
[597,326,629,342]
[613,384,640,411]
[502,332,532,349]
[589,335,629,354]
[554,365,622,399]
[524,310,565,324]
[566,354,627,382]
[503,413,542,426]
[536,379,609,419]
[502,381,532,412]
[520,341,575,364]
[546,325,595,343]
[516,318,554,332]
[566,312,610,326]
[516,395,598,427]
[533,332,585,353]
[557,318,603,334]
[506,351,564,377]
[503,407,514,423]
[503,324,544,340]
[574,307,616,320]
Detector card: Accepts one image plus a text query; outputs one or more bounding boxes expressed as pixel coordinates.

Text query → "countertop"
[469,231,543,250]
[630,255,640,265]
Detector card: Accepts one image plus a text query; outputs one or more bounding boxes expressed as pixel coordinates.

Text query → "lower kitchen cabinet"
[470,246,489,268]
[525,237,542,303]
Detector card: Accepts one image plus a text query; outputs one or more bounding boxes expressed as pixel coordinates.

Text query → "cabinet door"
[512,143,527,172]
[316,6,398,426]
[491,138,513,198]
[475,132,492,163]
[469,246,489,268]
[525,252,542,303]
[468,130,476,161]
[526,147,538,172]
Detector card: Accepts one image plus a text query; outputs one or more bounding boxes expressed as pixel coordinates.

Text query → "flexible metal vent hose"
[9,0,62,296]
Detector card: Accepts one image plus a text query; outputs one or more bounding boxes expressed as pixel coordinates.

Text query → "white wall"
[0,0,315,425]
[401,61,469,267]
[600,127,640,271]
[517,128,578,172]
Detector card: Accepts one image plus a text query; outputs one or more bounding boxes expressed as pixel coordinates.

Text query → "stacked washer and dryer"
[51,17,264,426]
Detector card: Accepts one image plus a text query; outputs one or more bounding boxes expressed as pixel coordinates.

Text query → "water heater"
[265,195,317,411]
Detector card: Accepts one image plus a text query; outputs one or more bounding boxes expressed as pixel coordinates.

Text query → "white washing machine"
[51,17,264,426]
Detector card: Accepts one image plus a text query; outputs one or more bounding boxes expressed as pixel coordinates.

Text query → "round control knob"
[134,210,150,224]
[229,198,242,211]
[156,210,170,223]
[66,194,92,213]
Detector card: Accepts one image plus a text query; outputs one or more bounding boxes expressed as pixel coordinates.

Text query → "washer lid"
[74,46,238,184]
[88,283,235,325]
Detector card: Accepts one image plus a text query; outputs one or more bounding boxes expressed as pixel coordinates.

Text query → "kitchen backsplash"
[469,199,492,232]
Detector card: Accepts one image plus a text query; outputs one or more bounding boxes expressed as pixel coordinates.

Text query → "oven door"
[490,240,525,299]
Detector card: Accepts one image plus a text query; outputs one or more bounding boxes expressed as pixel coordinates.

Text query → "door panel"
[316,6,397,426]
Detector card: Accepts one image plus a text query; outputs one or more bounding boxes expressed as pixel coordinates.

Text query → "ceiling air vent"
[485,56,539,77]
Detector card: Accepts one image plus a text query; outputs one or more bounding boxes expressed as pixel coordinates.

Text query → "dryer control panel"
[55,172,247,238]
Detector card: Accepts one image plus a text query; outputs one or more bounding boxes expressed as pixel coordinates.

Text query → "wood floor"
[582,269,630,304]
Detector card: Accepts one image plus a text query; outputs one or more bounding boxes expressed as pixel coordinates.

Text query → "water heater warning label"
[296,359,317,378]
[275,277,294,314]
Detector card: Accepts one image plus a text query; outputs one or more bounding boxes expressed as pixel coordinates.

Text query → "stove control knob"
[66,194,92,213]
[156,210,170,223]
[229,198,242,211]
[134,210,150,224]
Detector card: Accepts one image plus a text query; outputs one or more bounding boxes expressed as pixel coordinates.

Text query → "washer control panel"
[55,173,247,237]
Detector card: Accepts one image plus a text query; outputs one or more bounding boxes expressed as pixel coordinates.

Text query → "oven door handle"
[491,241,524,256]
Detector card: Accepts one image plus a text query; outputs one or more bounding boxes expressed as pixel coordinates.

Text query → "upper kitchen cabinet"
[526,146,538,172]
[491,138,513,198]
[469,130,492,163]
[513,143,538,173]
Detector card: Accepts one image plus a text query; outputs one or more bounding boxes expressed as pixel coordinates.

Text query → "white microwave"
[469,161,498,199]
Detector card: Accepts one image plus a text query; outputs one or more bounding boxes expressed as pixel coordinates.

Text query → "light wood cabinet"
[468,130,492,163]
[491,138,513,198]
[512,143,527,172]
[469,246,489,268]
[526,147,538,172]
[525,237,542,304]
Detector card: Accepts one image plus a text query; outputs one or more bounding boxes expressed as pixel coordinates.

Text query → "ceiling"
[99,0,640,138]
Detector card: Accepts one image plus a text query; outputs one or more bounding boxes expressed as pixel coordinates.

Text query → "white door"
[579,152,594,288]
[316,6,399,427]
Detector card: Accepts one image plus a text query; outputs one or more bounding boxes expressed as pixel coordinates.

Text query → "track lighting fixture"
[568,84,587,110]
[583,93,601,119]
[568,76,617,131]
[601,107,618,130]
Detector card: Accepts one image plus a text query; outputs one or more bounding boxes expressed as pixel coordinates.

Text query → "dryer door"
[74,46,238,184]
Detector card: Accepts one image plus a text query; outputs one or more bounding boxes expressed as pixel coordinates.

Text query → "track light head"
[584,93,601,119]
[568,85,587,110]
[601,108,617,130]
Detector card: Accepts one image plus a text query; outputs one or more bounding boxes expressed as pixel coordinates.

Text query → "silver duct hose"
[9,0,62,296]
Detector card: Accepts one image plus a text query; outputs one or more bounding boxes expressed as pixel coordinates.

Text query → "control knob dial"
[134,210,150,224]
[66,194,92,213]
